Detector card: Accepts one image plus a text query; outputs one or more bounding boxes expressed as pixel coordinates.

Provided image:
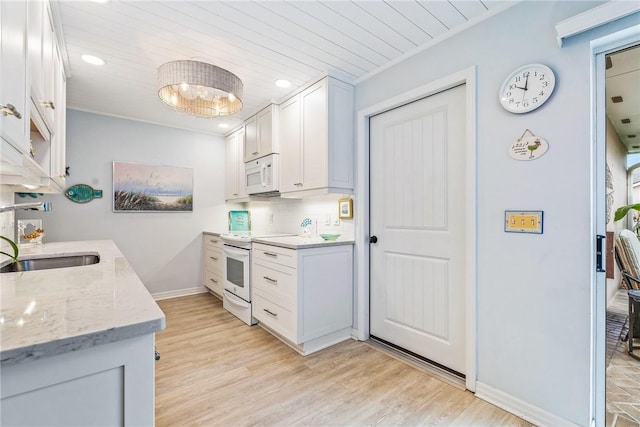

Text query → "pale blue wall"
[16,110,230,295]
[356,2,639,425]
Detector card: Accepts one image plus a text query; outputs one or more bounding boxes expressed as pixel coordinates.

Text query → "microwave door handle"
[260,163,267,187]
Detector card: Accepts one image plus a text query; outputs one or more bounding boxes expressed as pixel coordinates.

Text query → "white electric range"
[220,232,294,325]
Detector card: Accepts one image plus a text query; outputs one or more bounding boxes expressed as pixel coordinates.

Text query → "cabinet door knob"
[0,104,22,119]
[41,100,55,110]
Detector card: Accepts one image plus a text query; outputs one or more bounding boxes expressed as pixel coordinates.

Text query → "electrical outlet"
[324,214,331,226]
[332,215,340,226]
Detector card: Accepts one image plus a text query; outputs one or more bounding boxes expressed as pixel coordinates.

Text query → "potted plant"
[615,203,640,236]
[1,235,19,263]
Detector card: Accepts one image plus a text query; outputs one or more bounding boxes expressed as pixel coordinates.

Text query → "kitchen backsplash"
[1,186,16,253]
[246,195,354,238]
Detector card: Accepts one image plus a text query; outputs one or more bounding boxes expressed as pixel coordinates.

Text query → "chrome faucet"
[0,202,52,213]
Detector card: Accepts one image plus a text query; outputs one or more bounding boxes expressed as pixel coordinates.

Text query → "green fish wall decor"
[65,184,103,203]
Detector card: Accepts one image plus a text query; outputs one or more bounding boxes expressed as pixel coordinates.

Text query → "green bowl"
[319,234,340,241]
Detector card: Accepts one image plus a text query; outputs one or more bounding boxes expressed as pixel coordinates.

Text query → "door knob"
[369,235,378,244]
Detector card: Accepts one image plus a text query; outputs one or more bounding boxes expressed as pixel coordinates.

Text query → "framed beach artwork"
[113,161,193,212]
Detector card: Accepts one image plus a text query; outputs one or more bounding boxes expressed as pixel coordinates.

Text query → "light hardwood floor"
[155,293,531,426]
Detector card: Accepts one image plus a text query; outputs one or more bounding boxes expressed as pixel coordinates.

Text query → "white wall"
[15,110,229,296]
[606,117,628,303]
[355,2,639,425]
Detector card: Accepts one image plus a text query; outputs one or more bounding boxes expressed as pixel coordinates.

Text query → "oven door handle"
[223,290,250,308]
[223,246,250,258]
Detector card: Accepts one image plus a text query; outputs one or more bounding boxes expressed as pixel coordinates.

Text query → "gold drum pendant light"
[158,60,243,117]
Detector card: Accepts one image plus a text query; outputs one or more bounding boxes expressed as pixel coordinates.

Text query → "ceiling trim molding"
[556,0,640,47]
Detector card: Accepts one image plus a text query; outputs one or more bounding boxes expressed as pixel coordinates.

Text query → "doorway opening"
[604,44,640,426]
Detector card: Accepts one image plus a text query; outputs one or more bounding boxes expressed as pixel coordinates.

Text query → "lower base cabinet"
[1,334,156,427]
[203,233,224,298]
[252,242,353,355]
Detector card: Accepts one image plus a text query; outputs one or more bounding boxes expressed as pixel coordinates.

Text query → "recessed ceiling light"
[275,79,291,88]
[611,96,623,103]
[218,123,230,129]
[81,54,106,66]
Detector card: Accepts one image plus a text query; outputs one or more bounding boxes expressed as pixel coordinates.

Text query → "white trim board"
[354,66,477,392]
[152,286,210,301]
[475,382,579,427]
[556,1,640,47]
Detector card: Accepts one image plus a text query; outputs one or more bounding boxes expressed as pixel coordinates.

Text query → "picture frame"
[113,161,193,212]
[338,198,353,219]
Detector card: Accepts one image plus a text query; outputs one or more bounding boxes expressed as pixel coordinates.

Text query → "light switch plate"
[505,210,543,234]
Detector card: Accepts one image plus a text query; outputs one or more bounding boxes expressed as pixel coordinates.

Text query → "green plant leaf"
[0,235,19,262]
[614,204,640,222]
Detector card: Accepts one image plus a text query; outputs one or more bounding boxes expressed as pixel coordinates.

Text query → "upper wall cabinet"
[29,0,56,130]
[1,0,30,155]
[0,0,66,193]
[279,77,354,197]
[225,127,248,202]
[243,104,279,162]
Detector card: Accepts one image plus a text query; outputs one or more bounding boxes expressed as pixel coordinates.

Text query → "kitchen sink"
[0,253,100,273]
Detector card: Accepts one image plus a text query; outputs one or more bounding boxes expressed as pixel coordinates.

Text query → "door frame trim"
[589,24,640,427]
[354,66,477,391]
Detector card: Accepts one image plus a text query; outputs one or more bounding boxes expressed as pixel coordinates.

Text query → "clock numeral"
[542,81,549,88]
[515,76,521,82]
[539,74,545,80]
[532,97,538,103]
[539,91,545,96]
[509,84,516,90]
[523,71,530,77]
[506,91,512,97]
[509,98,515,104]
[523,101,529,107]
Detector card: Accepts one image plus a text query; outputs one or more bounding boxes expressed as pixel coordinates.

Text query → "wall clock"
[499,64,555,113]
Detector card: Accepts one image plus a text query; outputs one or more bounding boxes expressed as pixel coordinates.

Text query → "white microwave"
[245,154,280,196]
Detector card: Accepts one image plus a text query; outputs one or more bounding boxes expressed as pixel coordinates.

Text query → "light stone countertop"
[252,235,355,249]
[0,240,166,366]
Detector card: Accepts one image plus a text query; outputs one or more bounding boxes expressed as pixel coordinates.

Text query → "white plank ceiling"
[606,45,640,153]
[56,0,511,135]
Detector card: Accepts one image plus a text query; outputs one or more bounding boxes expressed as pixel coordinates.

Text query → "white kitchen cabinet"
[203,233,224,298]
[252,242,353,355]
[1,0,30,155]
[51,42,66,189]
[1,334,155,427]
[225,127,247,201]
[279,77,354,197]
[1,0,66,193]
[29,0,56,130]
[243,104,279,162]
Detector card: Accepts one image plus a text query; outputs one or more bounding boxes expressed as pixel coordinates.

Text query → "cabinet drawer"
[203,234,223,251]
[253,291,297,342]
[253,261,296,307]
[252,243,296,269]
[205,270,223,296]
[204,247,223,274]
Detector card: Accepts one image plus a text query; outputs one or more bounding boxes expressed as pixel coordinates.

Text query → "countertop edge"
[1,317,165,367]
[252,238,355,250]
[203,231,222,237]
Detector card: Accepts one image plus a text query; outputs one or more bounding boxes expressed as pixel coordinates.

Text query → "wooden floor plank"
[155,293,531,426]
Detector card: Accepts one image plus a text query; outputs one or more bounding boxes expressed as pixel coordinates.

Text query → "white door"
[370,84,467,374]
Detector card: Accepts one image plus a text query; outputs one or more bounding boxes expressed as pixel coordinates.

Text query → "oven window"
[226,257,245,288]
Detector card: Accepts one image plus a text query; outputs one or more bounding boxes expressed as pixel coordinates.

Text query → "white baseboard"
[475,382,579,427]
[152,286,209,301]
